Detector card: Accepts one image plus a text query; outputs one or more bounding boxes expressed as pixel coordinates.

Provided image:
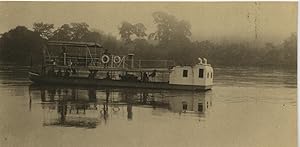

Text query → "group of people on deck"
[47,68,72,78]
[44,46,159,81]
[45,46,75,77]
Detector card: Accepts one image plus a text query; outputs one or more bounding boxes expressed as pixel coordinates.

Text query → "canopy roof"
[47,41,103,48]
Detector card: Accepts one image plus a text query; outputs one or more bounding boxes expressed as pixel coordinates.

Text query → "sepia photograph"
[0,1,297,147]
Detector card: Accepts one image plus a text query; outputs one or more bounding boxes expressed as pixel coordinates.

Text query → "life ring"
[101,55,110,63]
[112,106,120,112]
[113,56,121,64]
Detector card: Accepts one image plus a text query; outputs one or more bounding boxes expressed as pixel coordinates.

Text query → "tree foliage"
[51,24,73,41]
[133,23,147,39]
[50,23,90,41]
[33,22,54,39]
[0,13,297,69]
[0,26,44,65]
[149,11,191,44]
[119,21,135,43]
[70,22,90,41]
[119,21,147,44]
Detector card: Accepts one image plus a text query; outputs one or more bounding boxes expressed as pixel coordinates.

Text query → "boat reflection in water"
[29,85,213,129]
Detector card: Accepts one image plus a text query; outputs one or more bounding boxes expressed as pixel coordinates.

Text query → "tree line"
[0,11,296,68]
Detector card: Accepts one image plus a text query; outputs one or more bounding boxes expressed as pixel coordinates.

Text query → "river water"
[0,65,297,147]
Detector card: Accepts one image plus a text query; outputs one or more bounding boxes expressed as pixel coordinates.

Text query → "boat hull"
[28,72,212,91]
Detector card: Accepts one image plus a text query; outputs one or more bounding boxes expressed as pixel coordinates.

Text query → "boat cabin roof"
[47,41,103,48]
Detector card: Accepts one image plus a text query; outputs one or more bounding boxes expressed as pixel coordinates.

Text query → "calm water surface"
[0,65,297,147]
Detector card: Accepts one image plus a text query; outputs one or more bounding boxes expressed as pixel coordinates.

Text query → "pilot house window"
[198,103,203,112]
[183,70,188,77]
[199,69,204,78]
[182,102,188,110]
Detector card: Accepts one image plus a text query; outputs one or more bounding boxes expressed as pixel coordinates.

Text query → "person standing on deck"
[60,46,67,65]
[142,72,149,82]
[67,59,76,75]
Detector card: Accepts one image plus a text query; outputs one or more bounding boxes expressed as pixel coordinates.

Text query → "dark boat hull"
[28,72,212,91]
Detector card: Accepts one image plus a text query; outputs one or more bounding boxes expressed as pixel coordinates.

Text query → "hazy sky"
[0,2,297,44]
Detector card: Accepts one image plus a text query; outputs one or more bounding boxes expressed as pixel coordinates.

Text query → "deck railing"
[45,55,175,70]
[134,60,175,69]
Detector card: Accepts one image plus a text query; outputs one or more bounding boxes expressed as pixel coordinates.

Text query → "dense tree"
[50,22,90,41]
[51,24,73,41]
[0,13,296,69]
[70,22,90,41]
[119,21,147,44]
[149,11,191,43]
[0,26,44,65]
[133,23,147,39]
[119,21,147,53]
[119,21,135,44]
[81,31,103,42]
[146,11,193,64]
[33,22,54,39]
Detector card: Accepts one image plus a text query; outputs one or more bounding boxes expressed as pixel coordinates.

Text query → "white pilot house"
[169,58,213,90]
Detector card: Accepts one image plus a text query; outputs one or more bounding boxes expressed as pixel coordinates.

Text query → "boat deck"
[29,72,212,91]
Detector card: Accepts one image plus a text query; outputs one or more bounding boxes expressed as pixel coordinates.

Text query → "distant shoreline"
[0,62,296,71]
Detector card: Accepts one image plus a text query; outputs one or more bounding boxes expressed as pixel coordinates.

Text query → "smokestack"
[128,53,135,68]
[198,57,203,64]
[203,58,207,64]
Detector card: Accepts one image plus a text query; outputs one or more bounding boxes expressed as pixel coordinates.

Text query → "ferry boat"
[29,41,213,91]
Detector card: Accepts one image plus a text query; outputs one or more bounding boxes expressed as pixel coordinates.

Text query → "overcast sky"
[0,2,297,44]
